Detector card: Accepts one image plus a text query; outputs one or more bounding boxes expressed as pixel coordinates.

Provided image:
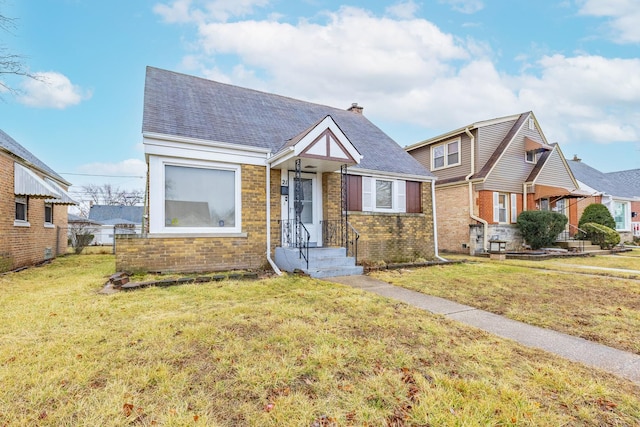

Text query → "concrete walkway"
[328,275,640,386]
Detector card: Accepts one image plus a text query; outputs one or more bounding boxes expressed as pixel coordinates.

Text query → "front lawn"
[372,255,640,355]
[0,255,639,426]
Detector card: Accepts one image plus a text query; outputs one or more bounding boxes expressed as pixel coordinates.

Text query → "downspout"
[523,183,527,211]
[265,155,282,275]
[464,127,488,253]
[431,179,447,261]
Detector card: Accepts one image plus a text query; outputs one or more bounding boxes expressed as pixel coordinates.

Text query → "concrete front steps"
[274,247,363,278]
[556,239,604,253]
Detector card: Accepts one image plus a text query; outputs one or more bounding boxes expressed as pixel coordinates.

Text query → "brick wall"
[434,185,471,253]
[323,173,435,263]
[116,165,280,273]
[0,154,69,272]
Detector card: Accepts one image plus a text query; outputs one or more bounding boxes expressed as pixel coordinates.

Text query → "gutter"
[265,155,282,276]
[464,127,488,253]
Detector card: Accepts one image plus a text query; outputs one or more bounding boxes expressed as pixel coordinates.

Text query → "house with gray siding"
[116,67,437,277]
[567,158,640,242]
[406,112,585,254]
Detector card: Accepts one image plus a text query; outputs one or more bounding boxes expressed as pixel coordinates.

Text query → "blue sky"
[2,0,639,203]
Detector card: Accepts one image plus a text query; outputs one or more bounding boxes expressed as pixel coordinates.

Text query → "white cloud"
[160,3,640,149]
[440,0,484,14]
[77,158,147,178]
[578,0,640,44]
[17,72,91,109]
[154,0,270,23]
[385,1,420,19]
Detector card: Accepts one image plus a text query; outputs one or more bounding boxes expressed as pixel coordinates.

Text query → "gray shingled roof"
[567,160,639,198]
[606,169,640,197]
[89,205,144,225]
[143,67,433,178]
[0,129,69,185]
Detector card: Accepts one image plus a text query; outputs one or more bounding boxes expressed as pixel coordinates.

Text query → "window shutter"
[493,192,499,223]
[406,181,422,213]
[510,193,517,223]
[346,175,362,211]
[362,177,372,212]
[396,180,406,213]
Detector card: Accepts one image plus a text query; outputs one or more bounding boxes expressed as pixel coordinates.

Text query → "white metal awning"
[14,163,61,199]
[44,177,78,205]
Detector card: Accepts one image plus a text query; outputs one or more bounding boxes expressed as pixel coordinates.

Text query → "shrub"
[579,204,615,230]
[517,210,568,250]
[581,222,620,249]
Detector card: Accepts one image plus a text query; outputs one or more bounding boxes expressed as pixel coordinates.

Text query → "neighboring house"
[406,112,586,254]
[88,205,144,245]
[116,67,437,276]
[567,158,640,242]
[0,129,76,272]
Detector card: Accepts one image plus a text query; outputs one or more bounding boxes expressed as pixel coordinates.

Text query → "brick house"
[406,112,586,254]
[116,67,437,276]
[0,129,76,272]
[567,158,640,242]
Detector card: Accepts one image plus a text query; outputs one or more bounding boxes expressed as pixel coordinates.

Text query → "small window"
[493,192,509,223]
[539,198,550,211]
[45,203,53,224]
[431,138,461,170]
[529,118,535,130]
[375,180,393,209]
[525,151,537,163]
[15,196,27,222]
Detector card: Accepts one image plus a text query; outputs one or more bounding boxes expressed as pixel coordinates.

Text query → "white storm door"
[288,172,321,246]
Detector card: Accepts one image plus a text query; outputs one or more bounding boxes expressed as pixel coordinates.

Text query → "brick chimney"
[572,154,581,162]
[347,102,363,114]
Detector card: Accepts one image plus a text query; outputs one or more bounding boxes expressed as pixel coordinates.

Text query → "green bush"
[579,204,615,230]
[581,222,620,249]
[517,210,568,250]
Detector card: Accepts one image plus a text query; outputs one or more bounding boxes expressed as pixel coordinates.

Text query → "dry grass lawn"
[1,255,639,426]
[372,252,640,355]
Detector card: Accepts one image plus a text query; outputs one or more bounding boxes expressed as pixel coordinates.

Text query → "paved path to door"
[328,275,640,386]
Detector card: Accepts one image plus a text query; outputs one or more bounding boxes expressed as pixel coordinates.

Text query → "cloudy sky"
[1,0,639,202]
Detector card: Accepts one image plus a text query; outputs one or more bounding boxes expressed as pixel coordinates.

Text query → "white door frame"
[280,171,323,246]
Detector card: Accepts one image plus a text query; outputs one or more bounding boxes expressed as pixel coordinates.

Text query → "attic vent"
[528,118,535,130]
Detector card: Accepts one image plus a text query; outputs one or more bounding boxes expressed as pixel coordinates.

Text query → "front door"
[288,172,321,246]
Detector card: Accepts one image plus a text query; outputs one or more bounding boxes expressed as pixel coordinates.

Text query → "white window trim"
[431,138,461,171]
[148,156,242,234]
[524,151,537,164]
[493,192,509,224]
[612,200,631,231]
[363,177,407,213]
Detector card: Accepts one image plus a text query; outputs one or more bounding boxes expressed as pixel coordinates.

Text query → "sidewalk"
[328,275,640,386]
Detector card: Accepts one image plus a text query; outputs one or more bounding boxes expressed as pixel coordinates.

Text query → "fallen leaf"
[123,403,134,417]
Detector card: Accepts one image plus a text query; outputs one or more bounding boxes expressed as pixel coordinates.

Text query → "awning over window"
[534,184,590,199]
[525,137,553,152]
[14,163,60,199]
[44,177,78,205]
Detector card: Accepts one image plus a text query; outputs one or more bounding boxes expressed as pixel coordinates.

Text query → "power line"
[60,173,145,178]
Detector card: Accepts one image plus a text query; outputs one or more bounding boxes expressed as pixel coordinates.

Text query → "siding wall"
[476,119,517,169]
[408,132,473,181]
[479,119,543,193]
[0,153,69,272]
[533,149,576,190]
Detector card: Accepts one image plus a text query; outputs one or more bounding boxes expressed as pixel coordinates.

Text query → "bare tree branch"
[0,10,40,96]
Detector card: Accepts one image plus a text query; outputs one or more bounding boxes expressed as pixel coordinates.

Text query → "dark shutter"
[346,175,362,211]
[406,181,422,213]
